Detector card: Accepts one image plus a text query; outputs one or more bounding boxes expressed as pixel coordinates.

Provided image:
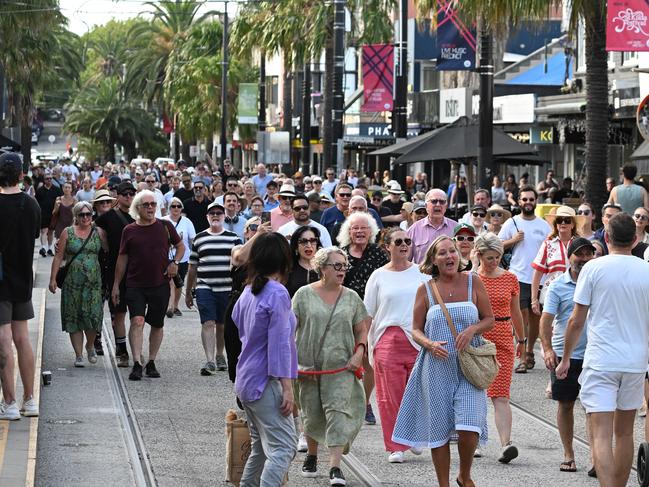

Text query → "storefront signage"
[470,93,535,124]
[607,0,649,51]
[529,126,554,144]
[237,83,258,124]
[439,88,470,123]
[343,123,394,143]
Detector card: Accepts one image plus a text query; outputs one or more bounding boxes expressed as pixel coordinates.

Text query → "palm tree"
[413,0,608,210]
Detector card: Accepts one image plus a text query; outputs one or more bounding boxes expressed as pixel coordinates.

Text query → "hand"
[515,342,525,359]
[48,280,57,294]
[279,386,294,417]
[346,350,363,372]
[257,222,272,234]
[544,348,558,371]
[427,340,449,360]
[455,325,476,352]
[513,230,524,243]
[166,262,178,278]
[555,358,569,379]
[531,301,541,316]
[185,291,194,308]
[111,285,120,306]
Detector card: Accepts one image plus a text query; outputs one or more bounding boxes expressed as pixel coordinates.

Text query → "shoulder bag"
[56,226,95,289]
[429,280,498,390]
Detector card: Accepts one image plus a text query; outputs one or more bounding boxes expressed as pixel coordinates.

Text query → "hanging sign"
[361,44,394,112]
[606,0,649,51]
[237,83,258,124]
[436,1,476,70]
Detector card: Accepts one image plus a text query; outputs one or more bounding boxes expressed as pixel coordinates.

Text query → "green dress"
[60,226,103,333]
[292,285,368,448]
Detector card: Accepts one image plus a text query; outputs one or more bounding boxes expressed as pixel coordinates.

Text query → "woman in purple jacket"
[232,232,298,486]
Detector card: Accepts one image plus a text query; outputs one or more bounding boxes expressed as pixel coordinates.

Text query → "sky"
[61,0,238,35]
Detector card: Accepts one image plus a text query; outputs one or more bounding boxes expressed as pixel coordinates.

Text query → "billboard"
[607,0,649,51]
[436,1,476,70]
[361,44,394,112]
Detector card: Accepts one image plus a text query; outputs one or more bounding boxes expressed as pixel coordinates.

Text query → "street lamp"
[220,1,229,164]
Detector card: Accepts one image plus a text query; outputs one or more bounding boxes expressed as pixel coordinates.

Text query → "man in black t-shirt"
[381,182,405,227]
[173,172,194,202]
[96,181,135,367]
[182,181,212,232]
[0,153,41,419]
[35,172,62,256]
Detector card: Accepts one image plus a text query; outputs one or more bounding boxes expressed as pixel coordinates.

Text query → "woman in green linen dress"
[49,201,108,368]
[292,247,370,486]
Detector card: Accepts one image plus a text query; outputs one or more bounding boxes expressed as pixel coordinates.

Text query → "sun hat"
[92,189,116,203]
[207,200,225,211]
[544,205,587,227]
[278,183,296,197]
[313,176,323,183]
[387,181,405,195]
[485,204,512,223]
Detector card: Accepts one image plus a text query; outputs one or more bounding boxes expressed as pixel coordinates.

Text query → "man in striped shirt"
[185,201,242,375]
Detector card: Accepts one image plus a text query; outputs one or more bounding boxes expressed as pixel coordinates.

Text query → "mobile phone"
[261,211,271,224]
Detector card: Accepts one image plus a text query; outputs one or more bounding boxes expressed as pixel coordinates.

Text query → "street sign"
[48,135,56,144]
[189,145,199,157]
[529,126,554,144]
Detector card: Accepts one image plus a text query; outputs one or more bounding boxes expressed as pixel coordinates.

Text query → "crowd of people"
[2,151,649,487]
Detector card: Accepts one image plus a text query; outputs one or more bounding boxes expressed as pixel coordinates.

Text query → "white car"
[31,132,38,145]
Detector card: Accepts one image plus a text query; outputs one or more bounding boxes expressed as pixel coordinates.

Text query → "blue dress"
[392,273,488,448]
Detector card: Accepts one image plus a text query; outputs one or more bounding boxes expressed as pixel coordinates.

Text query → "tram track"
[102,319,157,487]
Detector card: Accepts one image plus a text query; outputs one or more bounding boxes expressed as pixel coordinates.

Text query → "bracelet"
[354,343,367,354]
[531,299,539,305]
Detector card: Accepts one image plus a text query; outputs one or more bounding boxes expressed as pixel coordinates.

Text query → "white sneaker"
[410,447,423,456]
[473,447,482,458]
[388,451,404,463]
[297,432,308,452]
[20,397,39,417]
[0,401,20,420]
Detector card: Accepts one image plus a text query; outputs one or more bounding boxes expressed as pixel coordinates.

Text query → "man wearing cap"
[305,176,329,199]
[381,182,405,227]
[307,193,323,223]
[407,188,457,264]
[222,192,247,240]
[556,214,649,487]
[251,163,273,198]
[369,190,392,222]
[0,153,41,419]
[35,170,63,256]
[460,188,491,224]
[453,223,478,270]
[96,181,136,367]
[75,177,95,202]
[303,176,314,194]
[412,200,427,223]
[182,180,212,233]
[264,180,280,210]
[270,184,296,231]
[278,194,332,247]
[185,200,242,375]
[540,237,596,474]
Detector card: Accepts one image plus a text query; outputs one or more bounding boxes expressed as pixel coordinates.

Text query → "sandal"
[514,362,528,374]
[559,460,577,472]
[525,352,535,370]
[587,466,597,478]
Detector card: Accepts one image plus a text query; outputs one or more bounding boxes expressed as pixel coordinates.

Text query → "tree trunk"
[301,61,312,174]
[181,141,191,163]
[17,95,32,168]
[106,137,116,163]
[584,2,608,213]
[322,19,334,173]
[124,140,137,161]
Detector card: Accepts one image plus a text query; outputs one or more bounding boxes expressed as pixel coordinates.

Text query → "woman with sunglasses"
[163,197,196,318]
[469,205,488,235]
[287,226,322,298]
[453,223,478,271]
[485,204,511,235]
[632,207,649,260]
[364,228,428,463]
[292,247,369,486]
[49,201,108,367]
[575,203,596,240]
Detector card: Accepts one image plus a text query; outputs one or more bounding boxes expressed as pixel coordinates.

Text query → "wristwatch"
[172,260,180,265]
[517,337,528,344]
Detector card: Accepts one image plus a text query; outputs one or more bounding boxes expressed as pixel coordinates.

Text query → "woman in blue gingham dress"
[392,273,488,448]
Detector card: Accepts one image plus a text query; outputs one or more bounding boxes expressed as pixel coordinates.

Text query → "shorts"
[578,368,645,413]
[551,357,582,402]
[0,300,34,324]
[174,263,189,289]
[518,282,540,310]
[108,277,128,315]
[195,288,229,324]
[125,284,170,329]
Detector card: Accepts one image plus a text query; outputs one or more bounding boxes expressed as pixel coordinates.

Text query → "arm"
[643,187,649,209]
[606,186,616,205]
[111,253,128,304]
[185,264,197,308]
[530,268,543,315]
[231,222,272,266]
[411,284,449,359]
[450,186,457,206]
[48,229,68,293]
[510,292,526,359]
[266,293,296,415]
[555,303,589,379]
[455,276,495,351]
[347,316,370,372]
[539,311,557,370]
[381,214,405,223]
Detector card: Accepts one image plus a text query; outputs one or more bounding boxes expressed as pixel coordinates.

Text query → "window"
[623,51,639,65]
[421,65,439,91]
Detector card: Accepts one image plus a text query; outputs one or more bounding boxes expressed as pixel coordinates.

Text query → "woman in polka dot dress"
[392,236,494,487]
[475,233,526,465]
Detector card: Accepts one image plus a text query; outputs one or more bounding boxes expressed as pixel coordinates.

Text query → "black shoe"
[47,249,54,256]
[365,404,376,425]
[329,467,346,486]
[117,351,129,368]
[165,309,174,318]
[145,360,160,378]
[39,248,47,257]
[129,362,143,381]
[94,337,104,356]
[301,455,318,478]
[173,308,182,317]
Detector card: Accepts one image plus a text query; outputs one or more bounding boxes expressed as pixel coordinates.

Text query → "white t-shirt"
[75,189,95,202]
[277,220,332,247]
[363,265,428,366]
[498,216,551,284]
[574,254,649,373]
[162,215,196,262]
[153,188,166,218]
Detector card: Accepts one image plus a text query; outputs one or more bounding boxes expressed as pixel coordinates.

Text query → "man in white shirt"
[61,158,80,183]
[556,213,649,487]
[460,189,491,224]
[75,177,95,202]
[164,176,181,211]
[322,168,339,196]
[498,186,551,372]
[277,194,332,247]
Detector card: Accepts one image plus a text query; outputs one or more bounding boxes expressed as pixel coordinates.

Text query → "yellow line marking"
[0,334,20,478]
[25,288,46,487]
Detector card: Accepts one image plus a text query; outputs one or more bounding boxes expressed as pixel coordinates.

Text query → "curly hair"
[336,212,379,247]
[312,247,347,278]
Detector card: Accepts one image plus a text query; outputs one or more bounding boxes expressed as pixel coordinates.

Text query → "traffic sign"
[48,135,56,144]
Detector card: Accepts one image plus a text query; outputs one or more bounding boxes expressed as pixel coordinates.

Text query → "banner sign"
[607,0,649,51]
[361,44,394,112]
[530,126,554,144]
[238,83,258,124]
[436,1,476,70]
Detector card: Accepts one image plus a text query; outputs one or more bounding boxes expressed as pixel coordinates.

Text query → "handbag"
[56,226,95,289]
[429,280,499,390]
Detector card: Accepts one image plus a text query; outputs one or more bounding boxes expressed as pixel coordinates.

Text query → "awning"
[0,134,20,152]
[535,102,585,116]
[507,51,571,86]
[631,140,649,160]
[367,128,441,156]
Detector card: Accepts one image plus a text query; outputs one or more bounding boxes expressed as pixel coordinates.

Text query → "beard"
[572,261,586,276]
[521,205,535,216]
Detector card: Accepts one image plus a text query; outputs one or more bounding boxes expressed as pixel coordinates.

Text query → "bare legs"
[492,397,513,446]
[11,321,34,400]
[557,400,575,462]
[201,321,216,363]
[431,432,478,487]
[129,317,163,363]
[0,324,15,403]
[589,410,636,487]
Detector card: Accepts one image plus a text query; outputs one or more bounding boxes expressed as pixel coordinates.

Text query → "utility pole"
[258,52,266,132]
[332,0,345,172]
[477,26,494,190]
[393,0,408,139]
[301,61,311,174]
[220,1,229,164]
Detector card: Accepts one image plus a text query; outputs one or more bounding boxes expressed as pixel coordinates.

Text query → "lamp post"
[332,0,345,172]
[477,26,494,190]
[220,1,229,164]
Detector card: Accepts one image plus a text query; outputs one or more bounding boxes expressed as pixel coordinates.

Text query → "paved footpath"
[32,248,643,486]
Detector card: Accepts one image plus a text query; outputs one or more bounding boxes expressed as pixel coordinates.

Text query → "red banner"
[362,44,394,112]
[607,0,649,51]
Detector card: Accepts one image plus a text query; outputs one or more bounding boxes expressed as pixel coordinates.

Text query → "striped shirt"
[189,230,242,293]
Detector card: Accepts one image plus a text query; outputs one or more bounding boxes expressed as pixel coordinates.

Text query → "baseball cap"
[313,176,323,183]
[116,181,135,194]
[413,200,427,212]
[567,237,596,257]
[0,152,23,171]
[307,193,321,203]
[108,176,122,188]
[207,201,225,211]
[453,223,476,236]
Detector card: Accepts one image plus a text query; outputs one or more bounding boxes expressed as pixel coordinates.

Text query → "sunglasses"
[194,186,205,191]
[293,205,309,211]
[279,195,294,201]
[415,209,427,215]
[146,180,156,184]
[576,209,591,216]
[120,191,135,197]
[298,238,319,246]
[472,212,486,218]
[338,193,352,198]
[78,212,93,218]
[227,182,238,187]
[170,204,183,209]
[208,211,224,216]
[490,212,503,218]
[182,180,192,184]
[634,213,649,221]
[141,201,157,208]
[393,238,412,246]
[427,199,447,205]
[555,217,573,225]
[325,262,351,271]
[247,224,259,231]
[314,181,322,184]
[455,235,475,242]
[520,197,536,203]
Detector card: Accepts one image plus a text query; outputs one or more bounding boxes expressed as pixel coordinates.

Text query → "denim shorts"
[195,288,229,324]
